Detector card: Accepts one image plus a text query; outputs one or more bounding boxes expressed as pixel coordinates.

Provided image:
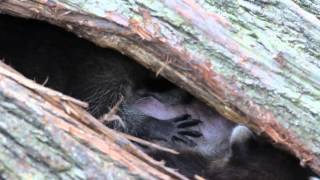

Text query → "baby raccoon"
[0,14,316,180]
[148,125,313,180]
[0,14,201,147]
[137,90,315,180]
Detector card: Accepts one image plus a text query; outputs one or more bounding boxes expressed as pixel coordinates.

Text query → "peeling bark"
[0,0,319,176]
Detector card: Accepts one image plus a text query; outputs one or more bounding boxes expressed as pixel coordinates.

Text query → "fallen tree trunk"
[0,0,320,177]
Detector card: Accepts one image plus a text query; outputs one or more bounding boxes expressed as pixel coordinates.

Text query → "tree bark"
[0,0,320,177]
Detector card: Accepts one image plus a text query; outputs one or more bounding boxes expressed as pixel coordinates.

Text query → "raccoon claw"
[172,135,197,147]
[178,130,202,137]
[177,119,202,128]
[172,114,191,122]
[145,114,202,146]
[173,115,201,125]
[169,114,202,146]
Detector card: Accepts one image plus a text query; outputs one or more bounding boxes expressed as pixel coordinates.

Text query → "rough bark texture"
[0,0,319,177]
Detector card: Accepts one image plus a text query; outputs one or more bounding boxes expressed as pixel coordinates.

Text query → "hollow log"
[0,0,320,177]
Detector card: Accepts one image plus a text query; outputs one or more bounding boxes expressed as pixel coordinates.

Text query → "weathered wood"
[0,63,187,179]
[0,0,319,176]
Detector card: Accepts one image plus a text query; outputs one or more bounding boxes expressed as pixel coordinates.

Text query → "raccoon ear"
[230,125,255,156]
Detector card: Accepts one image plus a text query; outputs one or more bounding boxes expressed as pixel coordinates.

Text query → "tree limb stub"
[0,0,319,175]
